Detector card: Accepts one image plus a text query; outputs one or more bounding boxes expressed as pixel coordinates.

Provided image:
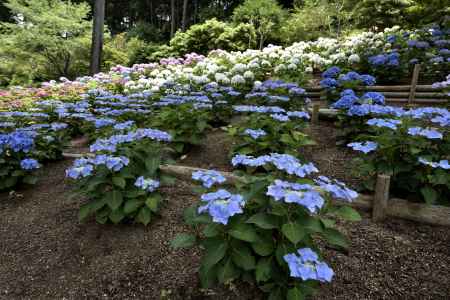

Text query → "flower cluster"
[284,248,334,282]
[407,127,443,139]
[90,128,172,152]
[347,141,378,154]
[232,153,318,178]
[244,129,267,140]
[267,179,324,213]
[192,169,226,188]
[198,189,245,225]
[135,176,160,192]
[66,154,130,179]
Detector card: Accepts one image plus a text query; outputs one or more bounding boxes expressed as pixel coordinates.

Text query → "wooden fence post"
[408,64,421,106]
[312,104,320,124]
[372,174,391,222]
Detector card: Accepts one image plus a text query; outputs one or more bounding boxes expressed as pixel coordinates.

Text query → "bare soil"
[1,123,450,299]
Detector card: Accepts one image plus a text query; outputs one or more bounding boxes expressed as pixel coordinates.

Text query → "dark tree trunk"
[181,0,188,31]
[170,0,176,37]
[90,0,105,75]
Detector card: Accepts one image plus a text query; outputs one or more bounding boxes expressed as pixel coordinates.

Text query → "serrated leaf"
[229,223,260,242]
[255,257,272,282]
[322,228,349,249]
[106,190,123,210]
[123,198,143,214]
[136,206,152,225]
[246,213,278,229]
[112,176,126,189]
[201,240,228,271]
[203,223,221,237]
[231,244,255,271]
[217,258,239,283]
[170,233,196,249]
[287,287,304,300]
[145,194,161,212]
[334,206,361,221]
[282,222,305,244]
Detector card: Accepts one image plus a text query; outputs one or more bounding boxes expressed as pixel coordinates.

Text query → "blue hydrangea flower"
[287,111,310,119]
[244,129,267,139]
[367,118,401,130]
[198,189,245,225]
[271,114,290,122]
[113,121,135,131]
[418,158,450,169]
[284,248,334,282]
[232,154,318,178]
[192,169,226,188]
[331,94,359,109]
[20,158,40,170]
[314,176,358,202]
[94,118,116,128]
[407,127,443,139]
[361,92,385,105]
[347,141,378,153]
[267,179,325,213]
[322,66,341,78]
[134,176,160,192]
[66,163,94,179]
[320,78,338,89]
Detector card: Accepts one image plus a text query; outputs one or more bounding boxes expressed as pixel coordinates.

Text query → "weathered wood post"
[408,64,421,106]
[372,174,391,222]
[90,0,105,75]
[312,104,320,124]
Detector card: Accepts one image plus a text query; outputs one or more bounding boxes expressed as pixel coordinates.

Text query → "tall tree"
[233,0,286,49]
[181,0,189,31]
[90,0,105,75]
[170,0,176,37]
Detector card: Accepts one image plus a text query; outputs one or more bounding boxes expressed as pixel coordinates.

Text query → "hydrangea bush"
[348,106,450,204]
[172,154,360,299]
[67,128,174,224]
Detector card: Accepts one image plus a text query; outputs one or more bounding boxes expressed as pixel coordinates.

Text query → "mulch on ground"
[1,123,450,299]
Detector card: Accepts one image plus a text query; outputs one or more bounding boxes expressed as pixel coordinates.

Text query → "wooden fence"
[160,164,450,227]
[305,65,448,106]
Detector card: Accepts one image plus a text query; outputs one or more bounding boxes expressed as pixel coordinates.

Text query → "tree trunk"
[90,0,105,75]
[181,0,188,31]
[193,0,197,23]
[170,0,176,38]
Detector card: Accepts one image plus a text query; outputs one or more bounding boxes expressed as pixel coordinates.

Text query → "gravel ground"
[1,125,450,299]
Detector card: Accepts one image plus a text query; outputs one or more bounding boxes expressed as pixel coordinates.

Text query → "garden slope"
[1,128,450,299]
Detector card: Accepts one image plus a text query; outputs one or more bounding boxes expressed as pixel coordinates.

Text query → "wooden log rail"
[305,65,448,106]
[305,85,448,105]
[61,152,450,227]
[161,165,450,227]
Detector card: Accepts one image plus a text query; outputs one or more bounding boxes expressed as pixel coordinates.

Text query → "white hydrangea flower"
[243,70,254,80]
[231,74,245,85]
[348,54,361,64]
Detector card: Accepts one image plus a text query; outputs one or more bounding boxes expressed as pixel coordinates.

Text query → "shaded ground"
[1,125,450,299]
